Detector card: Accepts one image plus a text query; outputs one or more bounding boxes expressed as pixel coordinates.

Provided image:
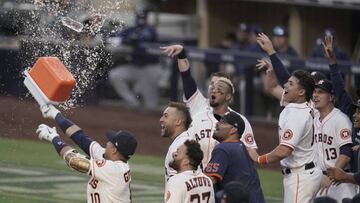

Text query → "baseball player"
[160,45,258,168]
[255,70,322,203]
[165,140,215,203]
[204,111,265,203]
[312,79,356,201]
[39,104,137,203]
[160,102,192,183]
[327,98,360,186]
[322,36,360,175]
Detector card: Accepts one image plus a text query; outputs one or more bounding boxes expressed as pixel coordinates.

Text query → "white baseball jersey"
[314,108,357,201]
[184,89,257,167]
[279,102,322,203]
[165,131,192,183]
[278,102,315,168]
[164,170,215,203]
[314,108,352,170]
[87,141,132,203]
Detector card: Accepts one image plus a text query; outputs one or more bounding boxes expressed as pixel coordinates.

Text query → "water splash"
[19,0,134,109]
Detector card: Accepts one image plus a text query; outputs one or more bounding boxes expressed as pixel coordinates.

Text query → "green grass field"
[0,138,283,202]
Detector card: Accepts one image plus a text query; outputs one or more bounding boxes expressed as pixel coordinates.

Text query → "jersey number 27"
[190,192,211,203]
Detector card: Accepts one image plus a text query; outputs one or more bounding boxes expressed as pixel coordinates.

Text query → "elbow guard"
[63,149,91,174]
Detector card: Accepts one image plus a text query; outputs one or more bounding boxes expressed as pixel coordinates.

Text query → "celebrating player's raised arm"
[36,124,91,174]
[256,59,283,100]
[323,35,354,116]
[160,45,197,99]
[41,104,93,156]
[257,33,290,87]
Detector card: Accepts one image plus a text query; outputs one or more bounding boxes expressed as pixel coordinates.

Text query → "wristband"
[257,154,268,165]
[177,49,187,59]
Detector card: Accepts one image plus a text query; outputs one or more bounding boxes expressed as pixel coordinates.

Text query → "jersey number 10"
[90,192,100,203]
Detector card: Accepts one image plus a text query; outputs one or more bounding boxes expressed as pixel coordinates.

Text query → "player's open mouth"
[284,91,288,95]
[211,95,216,100]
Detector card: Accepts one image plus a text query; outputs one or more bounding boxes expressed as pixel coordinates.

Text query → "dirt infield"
[0,96,279,168]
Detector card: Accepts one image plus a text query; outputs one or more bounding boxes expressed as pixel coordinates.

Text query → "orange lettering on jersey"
[205,163,219,173]
[185,177,210,191]
[340,129,351,140]
[165,191,171,202]
[89,178,98,189]
[124,170,131,182]
[327,136,333,145]
[244,134,254,145]
[282,129,293,141]
[95,160,106,167]
[194,129,212,141]
[186,181,192,191]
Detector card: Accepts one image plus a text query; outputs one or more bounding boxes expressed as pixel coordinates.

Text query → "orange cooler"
[28,57,76,102]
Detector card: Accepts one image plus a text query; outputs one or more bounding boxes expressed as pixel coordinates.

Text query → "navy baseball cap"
[216,181,249,203]
[273,25,288,37]
[315,79,334,94]
[106,130,137,158]
[310,71,327,83]
[214,112,245,136]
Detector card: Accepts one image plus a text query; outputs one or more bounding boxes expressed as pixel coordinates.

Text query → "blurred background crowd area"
[1,0,360,120]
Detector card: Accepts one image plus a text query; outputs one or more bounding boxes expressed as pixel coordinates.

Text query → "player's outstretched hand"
[160,45,184,57]
[41,104,60,120]
[322,35,337,65]
[256,59,273,73]
[256,33,276,55]
[36,124,59,142]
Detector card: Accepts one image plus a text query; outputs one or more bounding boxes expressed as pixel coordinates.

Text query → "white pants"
[283,166,322,203]
[108,64,161,109]
[316,174,359,202]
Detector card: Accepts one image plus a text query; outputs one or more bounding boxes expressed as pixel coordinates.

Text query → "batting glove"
[36,124,59,142]
[41,104,60,119]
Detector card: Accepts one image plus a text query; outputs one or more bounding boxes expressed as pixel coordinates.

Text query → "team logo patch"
[165,191,171,202]
[95,160,106,167]
[340,129,351,140]
[244,134,254,145]
[282,129,293,141]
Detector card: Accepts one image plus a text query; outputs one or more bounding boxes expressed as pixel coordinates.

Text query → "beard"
[160,127,169,137]
[213,131,223,142]
[169,159,180,171]
[209,101,219,107]
[161,126,171,137]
